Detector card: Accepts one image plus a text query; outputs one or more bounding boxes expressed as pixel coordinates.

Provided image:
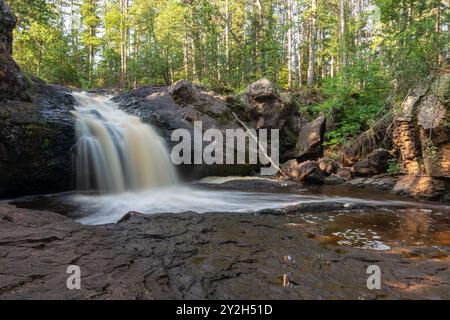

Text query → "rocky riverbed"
[1,181,449,300]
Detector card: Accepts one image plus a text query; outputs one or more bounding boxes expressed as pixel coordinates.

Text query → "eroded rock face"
[0,82,76,197]
[113,85,256,179]
[294,115,326,161]
[393,72,450,178]
[0,0,29,101]
[353,149,390,177]
[393,175,449,201]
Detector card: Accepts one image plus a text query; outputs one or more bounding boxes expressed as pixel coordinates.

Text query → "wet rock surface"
[0,204,449,300]
[112,84,256,180]
[0,81,76,197]
[0,0,29,101]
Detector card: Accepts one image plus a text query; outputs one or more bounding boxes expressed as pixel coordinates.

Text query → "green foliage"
[424,138,438,164]
[8,0,448,155]
[315,58,391,148]
[387,158,400,174]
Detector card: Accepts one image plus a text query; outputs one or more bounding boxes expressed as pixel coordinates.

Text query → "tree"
[307,0,317,87]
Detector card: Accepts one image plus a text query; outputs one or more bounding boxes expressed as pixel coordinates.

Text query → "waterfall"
[72,92,177,194]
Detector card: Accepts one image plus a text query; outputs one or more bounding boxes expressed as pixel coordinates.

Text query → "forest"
[1,0,450,300]
[7,0,449,148]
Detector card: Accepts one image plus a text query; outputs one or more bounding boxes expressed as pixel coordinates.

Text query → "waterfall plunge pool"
[8,180,450,252]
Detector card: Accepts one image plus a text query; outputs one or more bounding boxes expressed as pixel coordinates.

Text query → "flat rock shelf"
[0,203,449,300]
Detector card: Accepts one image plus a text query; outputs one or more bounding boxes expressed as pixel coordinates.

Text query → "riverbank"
[1,181,449,300]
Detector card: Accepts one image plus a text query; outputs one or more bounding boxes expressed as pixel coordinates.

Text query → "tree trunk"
[339,0,346,71]
[287,0,293,89]
[307,0,316,88]
[120,0,128,88]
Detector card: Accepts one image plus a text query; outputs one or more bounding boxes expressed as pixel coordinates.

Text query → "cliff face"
[393,72,450,178]
[0,0,29,101]
[392,71,450,200]
[0,1,76,197]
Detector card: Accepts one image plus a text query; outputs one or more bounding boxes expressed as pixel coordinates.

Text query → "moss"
[41,138,51,150]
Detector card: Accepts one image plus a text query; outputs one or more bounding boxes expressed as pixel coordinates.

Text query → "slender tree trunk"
[296,0,303,87]
[330,55,335,78]
[255,0,264,77]
[307,0,316,88]
[120,0,128,88]
[339,0,346,72]
[435,0,443,64]
[225,0,230,77]
[183,23,189,80]
[287,0,293,89]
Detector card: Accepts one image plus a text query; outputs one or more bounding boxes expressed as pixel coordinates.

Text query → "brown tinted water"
[7,183,450,252]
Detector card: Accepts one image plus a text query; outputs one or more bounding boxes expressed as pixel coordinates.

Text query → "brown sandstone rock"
[294,115,326,161]
[393,72,450,178]
[353,149,391,177]
[318,157,341,176]
[336,167,353,180]
[393,175,449,201]
[293,160,324,184]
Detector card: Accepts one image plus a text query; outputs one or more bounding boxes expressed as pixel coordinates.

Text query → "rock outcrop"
[1,204,449,299]
[0,82,76,197]
[0,0,29,101]
[391,71,450,200]
[281,159,324,184]
[113,83,256,179]
[393,72,450,178]
[0,2,76,197]
[294,115,326,161]
[245,78,289,129]
[353,149,390,177]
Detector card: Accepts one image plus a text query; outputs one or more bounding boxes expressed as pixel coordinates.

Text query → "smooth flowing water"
[8,93,449,252]
[72,92,177,193]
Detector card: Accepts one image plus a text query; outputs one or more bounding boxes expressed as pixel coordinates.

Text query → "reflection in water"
[9,183,450,252]
[312,208,450,250]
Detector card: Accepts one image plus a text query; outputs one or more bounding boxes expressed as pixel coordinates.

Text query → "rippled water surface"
[8,180,450,251]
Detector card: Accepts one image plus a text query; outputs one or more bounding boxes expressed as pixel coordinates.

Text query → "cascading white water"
[72,92,177,194]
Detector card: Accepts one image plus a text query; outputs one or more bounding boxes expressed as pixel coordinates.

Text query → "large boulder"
[393,175,449,201]
[168,79,196,104]
[353,149,390,177]
[335,167,353,180]
[282,159,324,184]
[294,115,326,161]
[245,79,287,129]
[318,157,341,176]
[113,84,257,180]
[0,0,29,101]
